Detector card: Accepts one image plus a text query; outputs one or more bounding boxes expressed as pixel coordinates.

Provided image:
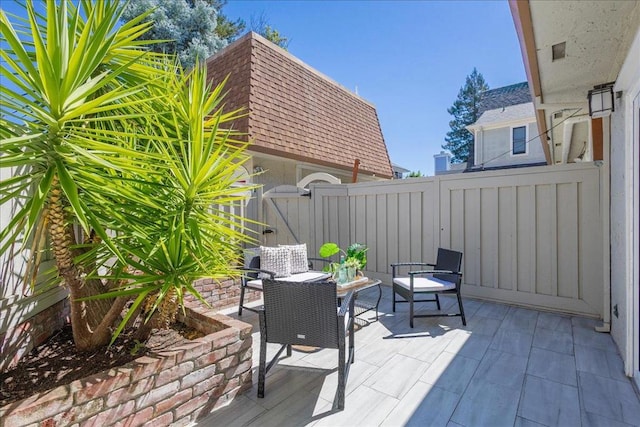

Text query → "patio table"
[337,278,382,322]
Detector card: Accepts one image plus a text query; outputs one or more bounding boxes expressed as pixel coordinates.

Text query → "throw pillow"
[260,246,291,278]
[279,243,309,274]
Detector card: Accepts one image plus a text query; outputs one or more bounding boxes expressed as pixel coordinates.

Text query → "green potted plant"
[318,242,368,283]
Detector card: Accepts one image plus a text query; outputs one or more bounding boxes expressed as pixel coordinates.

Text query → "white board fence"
[263,163,606,318]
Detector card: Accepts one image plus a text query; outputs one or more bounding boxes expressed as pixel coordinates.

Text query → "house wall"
[610,25,640,377]
[610,98,628,359]
[251,154,381,193]
[251,157,299,192]
[0,166,69,370]
[479,122,545,168]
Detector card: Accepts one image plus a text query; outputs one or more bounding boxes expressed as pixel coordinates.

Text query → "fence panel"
[303,164,604,317]
[438,165,603,316]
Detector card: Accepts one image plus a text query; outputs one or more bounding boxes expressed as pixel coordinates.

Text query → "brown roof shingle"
[204,32,392,179]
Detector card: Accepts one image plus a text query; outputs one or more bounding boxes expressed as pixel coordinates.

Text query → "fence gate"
[261,185,313,246]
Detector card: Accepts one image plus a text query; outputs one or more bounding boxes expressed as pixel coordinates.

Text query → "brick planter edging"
[0,304,253,427]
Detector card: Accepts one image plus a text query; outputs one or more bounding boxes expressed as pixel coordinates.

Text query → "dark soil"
[0,323,205,407]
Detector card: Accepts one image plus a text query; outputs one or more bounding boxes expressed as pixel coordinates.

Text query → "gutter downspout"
[595,117,611,334]
[509,0,552,165]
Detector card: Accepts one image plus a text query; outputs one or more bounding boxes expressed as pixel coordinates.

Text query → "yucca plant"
[1,0,254,351]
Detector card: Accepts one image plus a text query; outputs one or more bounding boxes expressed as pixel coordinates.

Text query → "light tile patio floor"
[196,286,640,427]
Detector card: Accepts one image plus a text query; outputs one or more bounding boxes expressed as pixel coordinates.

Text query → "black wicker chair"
[391,248,465,328]
[238,256,332,315]
[238,256,275,315]
[258,279,355,410]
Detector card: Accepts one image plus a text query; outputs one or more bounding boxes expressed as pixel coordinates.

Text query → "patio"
[197,286,640,427]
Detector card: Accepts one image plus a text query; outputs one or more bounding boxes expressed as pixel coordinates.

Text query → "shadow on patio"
[195,286,640,427]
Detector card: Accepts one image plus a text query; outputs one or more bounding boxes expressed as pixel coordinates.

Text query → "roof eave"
[509,0,551,165]
[247,146,392,180]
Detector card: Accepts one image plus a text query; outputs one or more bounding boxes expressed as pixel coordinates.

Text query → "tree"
[442,68,489,163]
[250,11,290,49]
[1,0,252,351]
[121,0,227,69]
[407,171,424,178]
[189,0,246,43]
[121,0,289,69]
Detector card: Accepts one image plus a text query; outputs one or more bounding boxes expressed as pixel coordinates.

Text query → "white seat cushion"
[246,271,330,290]
[246,278,264,289]
[393,275,456,292]
[285,271,331,282]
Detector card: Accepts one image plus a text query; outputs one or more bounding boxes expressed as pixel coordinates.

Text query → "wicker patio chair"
[238,256,275,315]
[257,279,355,410]
[391,248,465,328]
[238,255,332,315]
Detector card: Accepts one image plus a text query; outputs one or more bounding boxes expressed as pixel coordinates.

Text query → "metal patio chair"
[391,248,465,328]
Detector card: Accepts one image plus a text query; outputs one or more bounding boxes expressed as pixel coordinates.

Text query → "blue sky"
[2,0,525,176]
[225,0,526,176]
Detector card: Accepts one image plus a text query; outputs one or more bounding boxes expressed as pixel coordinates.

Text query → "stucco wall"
[480,122,545,168]
[252,157,298,192]
[609,92,629,358]
[251,155,380,192]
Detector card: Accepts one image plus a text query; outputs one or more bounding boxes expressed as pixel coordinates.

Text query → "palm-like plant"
[1,0,253,351]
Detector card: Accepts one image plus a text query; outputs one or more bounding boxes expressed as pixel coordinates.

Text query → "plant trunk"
[48,178,123,352]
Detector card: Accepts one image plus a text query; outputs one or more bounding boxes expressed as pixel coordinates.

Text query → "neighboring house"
[391,163,410,179]
[466,82,547,170]
[433,151,466,175]
[511,0,640,386]
[203,32,393,191]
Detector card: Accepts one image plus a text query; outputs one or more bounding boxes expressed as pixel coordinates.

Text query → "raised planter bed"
[0,304,253,427]
[188,277,261,311]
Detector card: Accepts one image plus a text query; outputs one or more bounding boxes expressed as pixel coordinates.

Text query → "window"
[512,126,527,155]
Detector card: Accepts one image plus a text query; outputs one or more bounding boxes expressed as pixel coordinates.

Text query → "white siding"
[0,167,67,335]
[479,122,545,168]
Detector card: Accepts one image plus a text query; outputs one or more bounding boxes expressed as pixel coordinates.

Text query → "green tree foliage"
[442,68,489,163]
[190,0,246,42]
[1,0,253,351]
[407,171,424,178]
[122,0,289,69]
[121,0,227,69]
[250,11,289,49]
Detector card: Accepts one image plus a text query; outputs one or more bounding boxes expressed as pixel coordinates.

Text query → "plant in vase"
[343,257,361,282]
[318,242,368,283]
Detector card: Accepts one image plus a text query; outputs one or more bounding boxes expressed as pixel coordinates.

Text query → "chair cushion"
[260,246,291,278]
[393,275,456,292]
[246,278,264,289]
[279,243,309,274]
[286,271,330,282]
[246,271,330,290]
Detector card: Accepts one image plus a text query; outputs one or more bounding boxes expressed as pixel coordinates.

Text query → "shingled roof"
[477,82,531,115]
[204,32,393,179]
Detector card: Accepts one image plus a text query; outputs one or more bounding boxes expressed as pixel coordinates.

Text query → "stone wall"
[0,298,70,371]
[189,277,261,311]
[0,304,253,427]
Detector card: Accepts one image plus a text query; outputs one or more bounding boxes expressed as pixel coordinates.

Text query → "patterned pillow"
[279,243,309,274]
[260,246,291,278]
